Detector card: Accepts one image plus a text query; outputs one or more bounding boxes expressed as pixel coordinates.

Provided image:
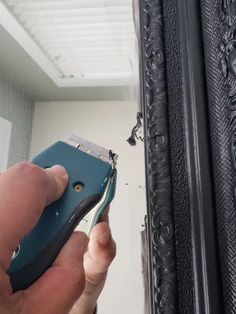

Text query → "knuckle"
[52,266,85,298]
[67,267,86,295]
[105,240,116,263]
[16,162,47,185]
[16,161,40,174]
[110,240,117,258]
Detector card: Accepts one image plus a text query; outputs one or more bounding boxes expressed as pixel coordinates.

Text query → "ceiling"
[0,0,138,101]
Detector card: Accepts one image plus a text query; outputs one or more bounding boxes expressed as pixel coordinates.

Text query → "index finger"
[0,162,68,270]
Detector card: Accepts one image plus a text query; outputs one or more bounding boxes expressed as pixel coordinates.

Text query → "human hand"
[70,210,116,314]
[0,162,88,314]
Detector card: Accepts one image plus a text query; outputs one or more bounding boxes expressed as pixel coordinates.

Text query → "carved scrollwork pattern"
[141,0,177,312]
[220,1,236,132]
[217,0,236,310]
[220,1,236,230]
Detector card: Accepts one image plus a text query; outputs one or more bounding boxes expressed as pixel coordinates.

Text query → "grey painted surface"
[0,26,129,102]
[0,75,34,166]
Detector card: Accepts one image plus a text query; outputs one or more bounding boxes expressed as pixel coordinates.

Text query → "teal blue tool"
[88,167,117,235]
[7,135,118,292]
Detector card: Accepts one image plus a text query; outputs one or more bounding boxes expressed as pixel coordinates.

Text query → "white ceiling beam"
[33,32,134,41]
[56,60,130,68]
[24,16,132,27]
[48,46,132,52]
[44,40,134,49]
[41,34,134,42]
[56,56,130,63]
[64,72,131,78]
[51,54,130,60]
[21,7,132,18]
[7,0,132,11]
[30,22,133,30]
[27,23,133,33]
[47,45,134,54]
[62,64,130,70]
[57,68,130,76]
[0,1,63,79]
[56,76,132,88]
[1,0,136,87]
[28,25,133,39]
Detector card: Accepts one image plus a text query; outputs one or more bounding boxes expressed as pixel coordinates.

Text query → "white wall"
[0,116,11,172]
[30,101,146,314]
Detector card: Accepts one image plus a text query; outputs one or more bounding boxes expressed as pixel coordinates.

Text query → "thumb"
[84,222,116,277]
[21,232,89,314]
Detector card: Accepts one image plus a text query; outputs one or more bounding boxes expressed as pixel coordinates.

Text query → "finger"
[0,162,68,270]
[22,232,88,314]
[101,206,110,223]
[84,222,116,277]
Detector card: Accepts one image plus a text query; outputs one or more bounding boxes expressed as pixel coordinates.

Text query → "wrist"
[70,294,97,314]
[70,269,108,314]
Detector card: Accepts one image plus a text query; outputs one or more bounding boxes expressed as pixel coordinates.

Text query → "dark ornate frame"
[140,0,236,312]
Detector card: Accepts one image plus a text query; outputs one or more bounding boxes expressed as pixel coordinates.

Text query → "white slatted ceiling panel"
[1,0,136,85]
